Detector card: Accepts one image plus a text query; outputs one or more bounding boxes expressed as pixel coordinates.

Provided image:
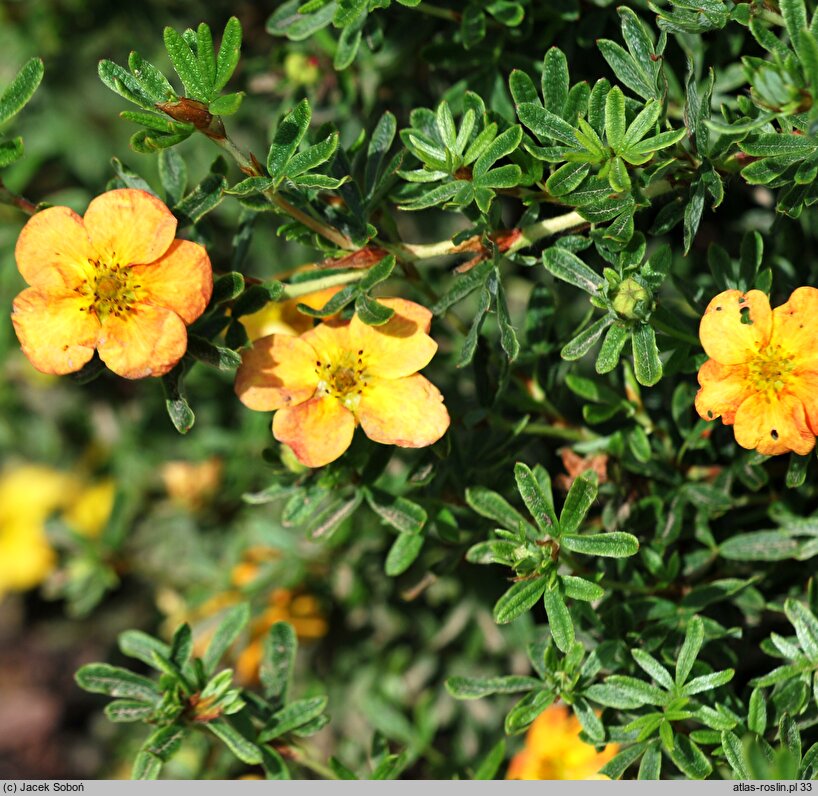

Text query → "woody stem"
[280,270,366,299]
[0,178,37,216]
[211,134,357,252]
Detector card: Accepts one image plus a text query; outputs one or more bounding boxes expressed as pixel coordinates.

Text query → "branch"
[0,178,37,216]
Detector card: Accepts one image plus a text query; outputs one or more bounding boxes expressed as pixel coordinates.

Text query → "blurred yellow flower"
[161,457,223,510]
[0,464,115,596]
[240,286,341,341]
[283,52,320,86]
[506,703,618,780]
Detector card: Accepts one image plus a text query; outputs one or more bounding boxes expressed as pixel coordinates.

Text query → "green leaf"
[509,69,539,107]
[605,87,627,151]
[516,102,579,145]
[748,688,768,735]
[75,663,159,702]
[597,39,655,100]
[473,740,506,780]
[366,491,427,535]
[461,5,487,49]
[175,172,227,223]
[676,615,704,685]
[127,52,175,103]
[494,577,547,624]
[215,17,242,92]
[720,531,803,561]
[104,699,155,723]
[208,720,262,764]
[496,274,520,360]
[721,731,750,780]
[638,741,662,780]
[268,99,312,180]
[561,532,639,558]
[259,696,329,741]
[334,10,365,69]
[260,622,297,702]
[119,630,171,667]
[632,649,674,690]
[159,148,188,205]
[561,315,614,360]
[543,587,574,652]
[196,23,217,98]
[561,575,605,602]
[631,323,662,386]
[682,669,735,695]
[355,294,395,326]
[0,57,44,126]
[542,247,604,294]
[132,752,162,780]
[514,462,557,532]
[203,603,250,675]
[187,337,242,371]
[546,162,590,196]
[600,742,648,779]
[285,132,339,178]
[267,0,336,41]
[163,26,208,101]
[542,47,569,114]
[559,470,599,535]
[670,734,712,779]
[162,368,195,434]
[385,533,424,576]
[0,138,23,168]
[473,126,522,177]
[785,599,818,661]
[445,675,540,699]
[587,675,667,709]
[431,257,494,314]
[334,0,367,27]
[98,59,155,110]
[209,92,244,116]
[596,322,630,373]
[466,485,530,531]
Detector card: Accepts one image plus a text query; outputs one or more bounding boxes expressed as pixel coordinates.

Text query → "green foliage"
[9,0,818,783]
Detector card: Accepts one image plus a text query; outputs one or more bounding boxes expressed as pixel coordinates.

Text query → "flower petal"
[350,298,437,379]
[83,189,177,266]
[300,320,354,364]
[695,359,752,425]
[97,303,187,378]
[787,371,818,436]
[733,392,814,456]
[12,288,100,375]
[273,395,355,467]
[235,334,320,411]
[772,286,818,369]
[699,289,772,365]
[358,374,449,448]
[242,286,341,341]
[130,239,213,324]
[15,206,95,290]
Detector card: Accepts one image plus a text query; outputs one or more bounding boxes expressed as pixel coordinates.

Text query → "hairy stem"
[281,270,365,299]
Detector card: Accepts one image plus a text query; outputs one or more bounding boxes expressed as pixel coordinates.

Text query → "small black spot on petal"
[771,429,779,440]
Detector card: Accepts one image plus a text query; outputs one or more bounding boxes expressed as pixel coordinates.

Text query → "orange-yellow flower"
[696,288,818,455]
[235,298,450,467]
[506,704,618,780]
[240,286,341,341]
[12,188,213,379]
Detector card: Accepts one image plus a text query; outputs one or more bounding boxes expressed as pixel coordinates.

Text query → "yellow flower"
[696,288,818,455]
[240,286,341,341]
[12,188,213,379]
[235,298,450,467]
[0,465,115,596]
[506,704,618,780]
[235,589,327,684]
[160,457,223,511]
[283,52,320,86]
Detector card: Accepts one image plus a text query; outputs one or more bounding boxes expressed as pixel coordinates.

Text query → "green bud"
[612,277,652,320]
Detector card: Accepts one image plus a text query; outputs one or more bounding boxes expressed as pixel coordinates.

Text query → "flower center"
[77,259,142,321]
[314,349,367,411]
[747,344,795,393]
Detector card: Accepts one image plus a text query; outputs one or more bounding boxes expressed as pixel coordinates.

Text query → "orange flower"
[507,704,618,780]
[235,298,450,467]
[696,288,818,455]
[12,188,212,379]
[240,286,341,341]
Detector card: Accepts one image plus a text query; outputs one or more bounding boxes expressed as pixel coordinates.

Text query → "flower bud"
[612,277,652,320]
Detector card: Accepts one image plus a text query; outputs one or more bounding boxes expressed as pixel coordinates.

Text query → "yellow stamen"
[747,344,795,394]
